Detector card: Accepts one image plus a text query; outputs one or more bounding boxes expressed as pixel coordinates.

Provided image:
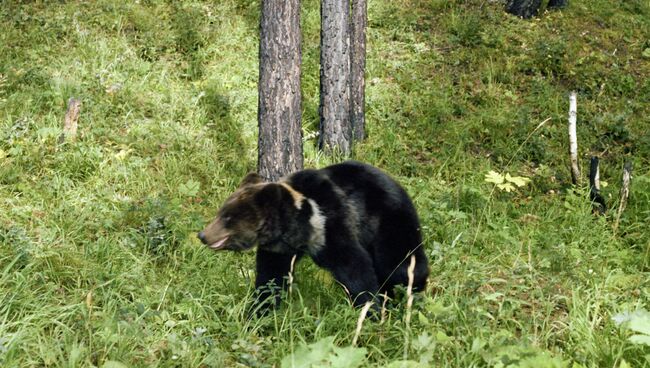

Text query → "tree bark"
[319,0,352,155]
[506,0,542,19]
[350,0,367,141]
[258,0,303,181]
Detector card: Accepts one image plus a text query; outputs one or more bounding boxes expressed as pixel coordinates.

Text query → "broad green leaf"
[330,346,367,368]
[386,360,425,368]
[435,330,452,344]
[425,301,451,316]
[280,336,334,368]
[281,337,367,368]
[484,292,504,301]
[630,334,650,346]
[37,127,61,140]
[448,210,468,220]
[614,309,650,334]
[415,332,433,348]
[629,313,650,335]
[179,179,200,197]
[471,337,485,353]
[417,311,429,325]
[485,170,505,184]
[517,352,568,368]
[643,48,650,59]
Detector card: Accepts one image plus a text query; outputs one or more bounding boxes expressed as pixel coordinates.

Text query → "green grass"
[1,0,649,366]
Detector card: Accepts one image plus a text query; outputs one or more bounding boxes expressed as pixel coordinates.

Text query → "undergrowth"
[1,0,649,366]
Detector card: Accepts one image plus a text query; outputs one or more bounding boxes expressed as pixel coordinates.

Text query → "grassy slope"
[1,0,649,366]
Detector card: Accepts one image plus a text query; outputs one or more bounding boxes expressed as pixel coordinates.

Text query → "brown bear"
[198,161,429,314]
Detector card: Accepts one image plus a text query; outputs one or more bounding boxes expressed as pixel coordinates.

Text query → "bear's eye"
[221,215,232,225]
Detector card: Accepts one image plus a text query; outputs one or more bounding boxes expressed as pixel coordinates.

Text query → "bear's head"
[198,172,303,252]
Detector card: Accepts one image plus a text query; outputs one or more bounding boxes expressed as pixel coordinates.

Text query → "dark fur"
[198,161,429,313]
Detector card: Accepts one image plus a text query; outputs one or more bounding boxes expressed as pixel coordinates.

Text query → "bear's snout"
[197,231,207,244]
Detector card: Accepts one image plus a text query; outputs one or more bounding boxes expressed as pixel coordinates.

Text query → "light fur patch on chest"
[279,182,305,209]
[307,198,326,253]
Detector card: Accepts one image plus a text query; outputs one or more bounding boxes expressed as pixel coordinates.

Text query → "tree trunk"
[350,0,367,141]
[506,0,542,19]
[258,0,303,181]
[319,0,352,155]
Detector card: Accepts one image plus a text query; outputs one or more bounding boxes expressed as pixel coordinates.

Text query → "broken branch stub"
[614,161,633,232]
[568,92,580,185]
[59,97,81,143]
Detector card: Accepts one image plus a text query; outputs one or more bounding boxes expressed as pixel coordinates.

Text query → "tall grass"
[1,0,649,366]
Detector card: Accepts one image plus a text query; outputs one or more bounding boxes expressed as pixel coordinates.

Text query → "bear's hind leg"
[313,244,381,308]
[372,220,429,296]
[376,252,429,295]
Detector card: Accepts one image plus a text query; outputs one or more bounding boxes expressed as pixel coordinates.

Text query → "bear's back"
[287,161,416,222]
[322,161,411,213]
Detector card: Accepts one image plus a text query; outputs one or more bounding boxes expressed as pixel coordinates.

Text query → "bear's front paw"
[247,285,283,318]
[247,300,277,319]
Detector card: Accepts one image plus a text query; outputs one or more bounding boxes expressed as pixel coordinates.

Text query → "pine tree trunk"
[258,0,303,181]
[506,0,542,19]
[350,0,367,141]
[319,0,352,155]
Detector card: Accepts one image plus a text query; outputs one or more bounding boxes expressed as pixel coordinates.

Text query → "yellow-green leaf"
[485,170,505,184]
[497,182,516,192]
[505,173,531,187]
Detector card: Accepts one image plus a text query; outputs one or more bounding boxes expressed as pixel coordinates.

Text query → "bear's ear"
[253,183,284,208]
[239,172,263,188]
